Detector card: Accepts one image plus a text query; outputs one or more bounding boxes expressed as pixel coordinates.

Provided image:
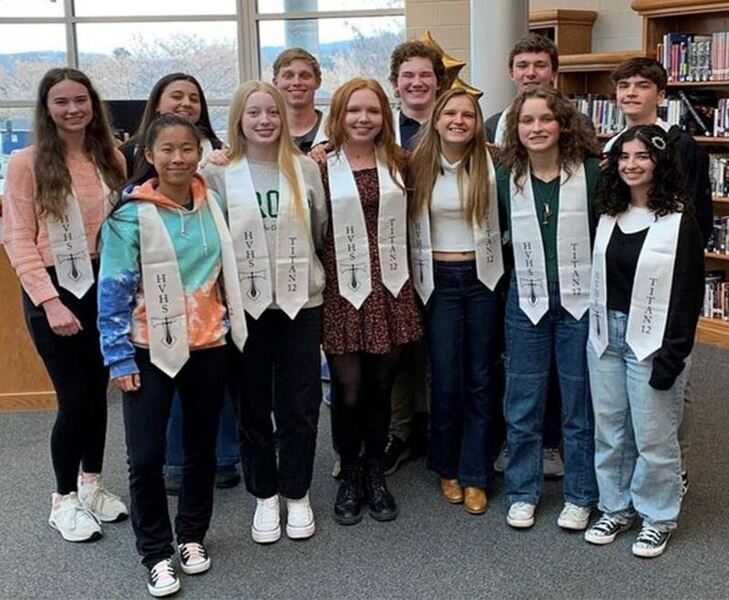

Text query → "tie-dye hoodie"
[98,175,228,378]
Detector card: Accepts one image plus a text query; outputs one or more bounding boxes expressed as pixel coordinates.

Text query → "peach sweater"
[2,146,125,306]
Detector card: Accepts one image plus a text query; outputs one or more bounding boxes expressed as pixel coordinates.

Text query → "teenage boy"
[272,47,326,153]
[604,57,712,496]
[486,33,569,479]
[382,41,447,475]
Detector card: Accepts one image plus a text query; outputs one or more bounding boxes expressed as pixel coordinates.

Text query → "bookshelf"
[529,10,597,55]
[632,0,729,348]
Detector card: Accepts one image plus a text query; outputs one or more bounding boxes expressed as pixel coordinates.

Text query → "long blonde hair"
[325,77,407,188]
[226,81,305,221]
[408,88,491,226]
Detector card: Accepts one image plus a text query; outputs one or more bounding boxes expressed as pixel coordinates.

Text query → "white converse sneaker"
[147,558,180,597]
[78,475,128,523]
[178,542,211,575]
[506,502,536,528]
[49,492,102,542]
[285,493,316,540]
[557,502,591,530]
[252,495,281,544]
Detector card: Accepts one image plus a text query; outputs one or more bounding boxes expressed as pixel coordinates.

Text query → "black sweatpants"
[231,307,322,500]
[122,346,226,568]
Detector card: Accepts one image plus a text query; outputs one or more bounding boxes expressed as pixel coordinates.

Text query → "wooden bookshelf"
[529,10,597,55]
[557,51,647,95]
[632,0,729,348]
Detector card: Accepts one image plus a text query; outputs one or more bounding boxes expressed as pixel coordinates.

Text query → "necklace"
[537,178,559,225]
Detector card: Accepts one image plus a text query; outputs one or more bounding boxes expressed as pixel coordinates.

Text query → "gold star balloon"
[419,29,482,97]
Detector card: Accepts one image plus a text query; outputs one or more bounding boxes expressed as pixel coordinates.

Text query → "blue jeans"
[165,389,239,476]
[587,311,687,531]
[504,279,597,506]
[425,260,503,488]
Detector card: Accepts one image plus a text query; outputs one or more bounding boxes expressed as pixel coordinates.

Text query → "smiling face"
[393,56,440,115]
[156,79,202,124]
[47,79,93,136]
[510,51,557,94]
[273,58,320,110]
[517,97,561,155]
[344,88,383,145]
[615,75,664,124]
[144,124,201,188]
[435,94,477,153]
[240,90,282,148]
[618,138,656,194]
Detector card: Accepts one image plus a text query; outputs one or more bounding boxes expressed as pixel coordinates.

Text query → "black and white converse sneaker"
[632,525,671,558]
[584,514,635,545]
[178,542,211,575]
[147,558,180,597]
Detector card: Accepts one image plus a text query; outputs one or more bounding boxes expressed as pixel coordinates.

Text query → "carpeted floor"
[1,343,727,599]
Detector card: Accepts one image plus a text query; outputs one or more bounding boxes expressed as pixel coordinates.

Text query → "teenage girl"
[203,81,327,544]
[497,86,601,530]
[408,88,504,515]
[3,67,127,543]
[585,125,703,558]
[98,114,246,597]
[321,78,422,525]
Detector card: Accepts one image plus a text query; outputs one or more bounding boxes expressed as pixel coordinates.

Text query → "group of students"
[2,32,708,598]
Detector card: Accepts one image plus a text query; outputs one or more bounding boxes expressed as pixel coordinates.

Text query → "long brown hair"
[33,68,124,219]
[226,80,306,222]
[500,86,600,191]
[408,88,492,226]
[325,77,407,187]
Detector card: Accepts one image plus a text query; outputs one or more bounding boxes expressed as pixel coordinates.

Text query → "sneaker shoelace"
[591,515,621,534]
[544,448,560,461]
[256,499,279,529]
[150,560,175,586]
[57,496,99,530]
[85,480,122,512]
[636,527,663,545]
[180,543,207,564]
[511,502,532,513]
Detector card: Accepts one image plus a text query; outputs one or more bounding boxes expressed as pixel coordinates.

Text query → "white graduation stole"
[409,152,504,304]
[393,109,402,147]
[510,164,591,325]
[45,179,112,299]
[312,112,328,147]
[590,212,682,361]
[226,157,310,319]
[602,118,671,152]
[494,106,511,145]
[206,195,248,352]
[327,152,409,309]
[138,202,190,378]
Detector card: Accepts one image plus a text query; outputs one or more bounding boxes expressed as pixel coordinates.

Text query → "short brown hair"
[610,57,668,92]
[508,33,559,73]
[388,40,447,90]
[272,47,321,84]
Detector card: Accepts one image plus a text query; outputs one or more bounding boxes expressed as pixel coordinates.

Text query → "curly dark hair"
[595,125,689,217]
[388,40,447,92]
[499,86,600,190]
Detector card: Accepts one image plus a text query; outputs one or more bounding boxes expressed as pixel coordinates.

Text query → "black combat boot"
[334,461,364,525]
[365,458,398,522]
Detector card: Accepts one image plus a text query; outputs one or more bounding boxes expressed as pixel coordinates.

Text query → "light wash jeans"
[587,310,688,531]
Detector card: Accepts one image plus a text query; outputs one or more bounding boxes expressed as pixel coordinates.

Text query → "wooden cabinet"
[529,10,597,55]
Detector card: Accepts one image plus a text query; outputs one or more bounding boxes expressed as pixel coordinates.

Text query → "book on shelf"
[657,32,729,82]
[709,153,729,196]
[568,94,624,135]
[708,215,729,254]
[703,270,729,321]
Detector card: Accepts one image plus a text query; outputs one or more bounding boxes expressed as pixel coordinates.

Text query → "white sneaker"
[49,492,102,542]
[557,502,591,530]
[78,474,128,523]
[147,558,180,597]
[178,542,211,575]
[252,495,281,544]
[543,448,565,478]
[286,493,316,540]
[506,502,536,528]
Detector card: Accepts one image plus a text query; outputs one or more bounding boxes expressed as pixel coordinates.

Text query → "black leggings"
[327,348,403,466]
[22,269,108,495]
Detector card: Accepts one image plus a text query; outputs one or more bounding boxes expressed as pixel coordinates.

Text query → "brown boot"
[464,487,488,514]
[439,478,464,504]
